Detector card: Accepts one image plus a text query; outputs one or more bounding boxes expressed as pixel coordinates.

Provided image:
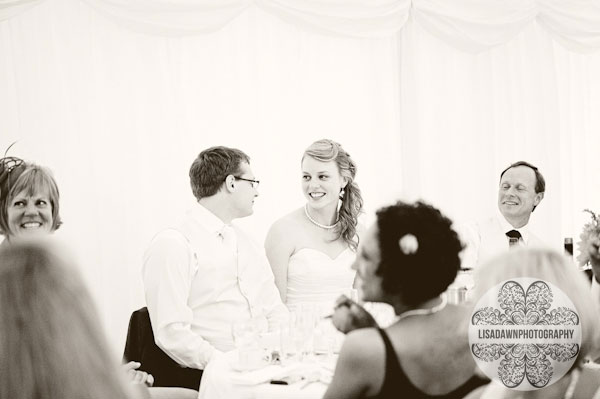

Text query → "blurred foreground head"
[0,239,135,399]
[474,248,600,363]
[355,200,463,306]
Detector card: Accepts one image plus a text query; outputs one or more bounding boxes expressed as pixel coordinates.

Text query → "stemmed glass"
[231,320,264,370]
[280,304,318,364]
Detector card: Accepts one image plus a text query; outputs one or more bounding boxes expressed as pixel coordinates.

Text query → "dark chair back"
[123,307,202,390]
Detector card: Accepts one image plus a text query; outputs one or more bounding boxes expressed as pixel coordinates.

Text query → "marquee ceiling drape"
[2,0,600,51]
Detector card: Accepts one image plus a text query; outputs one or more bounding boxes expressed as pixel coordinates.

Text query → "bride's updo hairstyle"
[376,201,463,307]
[303,139,363,251]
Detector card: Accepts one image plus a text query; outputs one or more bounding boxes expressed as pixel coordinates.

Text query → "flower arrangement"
[576,209,600,269]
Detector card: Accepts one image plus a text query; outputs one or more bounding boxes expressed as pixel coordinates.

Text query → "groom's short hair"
[189,146,250,200]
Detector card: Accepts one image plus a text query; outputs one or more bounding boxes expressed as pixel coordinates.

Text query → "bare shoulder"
[329,328,385,398]
[266,209,304,239]
[339,328,385,368]
[345,327,384,345]
[265,208,305,250]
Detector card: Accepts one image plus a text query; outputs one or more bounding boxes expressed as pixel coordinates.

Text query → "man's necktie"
[506,230,522,249]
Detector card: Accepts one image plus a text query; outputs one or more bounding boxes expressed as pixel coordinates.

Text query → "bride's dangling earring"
[338,188,345,212]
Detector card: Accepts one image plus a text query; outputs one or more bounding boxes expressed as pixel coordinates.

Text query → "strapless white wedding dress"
[286,247,396,327]
[286,247,356,312]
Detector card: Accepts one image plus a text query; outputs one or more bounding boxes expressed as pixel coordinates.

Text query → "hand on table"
[122,361,154,387]
[331,295,378,334]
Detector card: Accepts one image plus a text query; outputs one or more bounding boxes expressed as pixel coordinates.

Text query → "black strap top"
[369,328,487,399]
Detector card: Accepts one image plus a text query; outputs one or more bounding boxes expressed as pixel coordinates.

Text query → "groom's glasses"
[233,176,260,189]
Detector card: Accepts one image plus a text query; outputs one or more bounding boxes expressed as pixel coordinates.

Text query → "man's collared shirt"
[497,216,533,247]
[142,203,288,369]
[459,213,546,270]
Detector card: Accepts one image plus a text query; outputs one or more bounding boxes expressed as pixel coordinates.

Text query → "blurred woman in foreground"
[324,201,487,399]
[0,240,141,399]
[0,241,198,399]
[465,248,600,399]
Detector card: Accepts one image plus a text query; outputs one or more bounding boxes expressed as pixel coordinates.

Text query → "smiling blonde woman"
[0,156,62,246]
[265,139,363,310]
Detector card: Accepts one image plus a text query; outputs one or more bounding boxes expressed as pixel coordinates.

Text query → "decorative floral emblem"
[469,279,580,391]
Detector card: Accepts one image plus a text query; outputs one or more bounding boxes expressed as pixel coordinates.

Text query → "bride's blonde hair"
[303,139,363,251]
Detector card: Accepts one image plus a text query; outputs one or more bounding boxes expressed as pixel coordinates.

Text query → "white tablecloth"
[198,351,334,399]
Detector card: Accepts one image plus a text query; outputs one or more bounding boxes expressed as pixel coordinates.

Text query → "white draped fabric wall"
[1,0,599,354]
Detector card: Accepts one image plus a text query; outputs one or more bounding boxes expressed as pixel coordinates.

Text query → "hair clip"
[1,142,23,172]
[399,233,419,255]
[0,156,24,174]
[0,142,25,192]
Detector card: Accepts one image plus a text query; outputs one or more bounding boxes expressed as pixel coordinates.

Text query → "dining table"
[197,349,336,399]
[196,302,397,399]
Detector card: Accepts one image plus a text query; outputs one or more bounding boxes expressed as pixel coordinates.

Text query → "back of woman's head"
[375,200,463,306]
[474,249,600,363]
[0,163,62,236]
[0,240,133,399]
[303,139,363,250]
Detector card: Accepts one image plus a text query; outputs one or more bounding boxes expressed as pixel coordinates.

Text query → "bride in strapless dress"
[286,246,356,308]
[265,139,363,313]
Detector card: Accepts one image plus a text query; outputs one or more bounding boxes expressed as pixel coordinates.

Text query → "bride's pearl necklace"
[393,294,448,324]
[304,204,339,230]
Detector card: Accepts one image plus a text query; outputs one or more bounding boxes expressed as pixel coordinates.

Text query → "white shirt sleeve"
[142,230,222,369]
[456,221,480,270]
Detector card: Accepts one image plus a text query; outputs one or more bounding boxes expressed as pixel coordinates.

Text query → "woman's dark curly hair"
[375,200,463,306]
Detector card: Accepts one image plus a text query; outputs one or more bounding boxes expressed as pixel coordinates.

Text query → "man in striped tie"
[459,161,546,270]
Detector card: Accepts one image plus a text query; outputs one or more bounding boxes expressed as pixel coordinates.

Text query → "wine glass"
[231,320,263,370]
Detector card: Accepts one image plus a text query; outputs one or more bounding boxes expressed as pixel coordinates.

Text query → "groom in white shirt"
[461,161,546,270]
[142,146,288,387]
